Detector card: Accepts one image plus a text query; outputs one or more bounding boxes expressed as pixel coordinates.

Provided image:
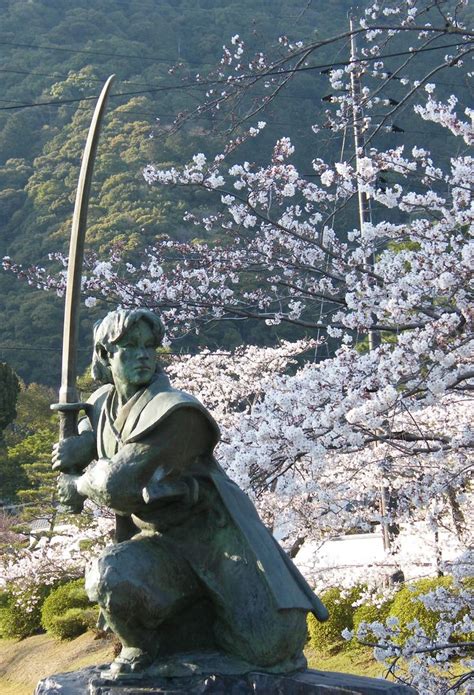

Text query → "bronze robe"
[80,372,328,622]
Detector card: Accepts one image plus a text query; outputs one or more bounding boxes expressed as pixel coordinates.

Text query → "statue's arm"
[75,407,212,513]
[76,440,157,509]
[52,416,97,472]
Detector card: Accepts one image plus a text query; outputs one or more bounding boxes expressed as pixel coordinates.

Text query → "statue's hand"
[52,431,96,472]
[57,472,86,514]
[143,474,199,506]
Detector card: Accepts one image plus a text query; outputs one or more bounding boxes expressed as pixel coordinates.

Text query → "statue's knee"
[262,611,307,662]
[85,547,124,604]
[85,558,101,602]
[226,609,307,666]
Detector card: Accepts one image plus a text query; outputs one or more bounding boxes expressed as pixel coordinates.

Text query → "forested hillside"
[0,0,345,384]
[1,5,472,690]
[0,0,470,383]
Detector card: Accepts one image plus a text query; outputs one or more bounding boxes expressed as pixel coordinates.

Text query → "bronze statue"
[48,74,327,683]
[53,308,328,678]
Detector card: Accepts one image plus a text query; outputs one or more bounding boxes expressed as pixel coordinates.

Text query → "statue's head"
[91,308,165,385]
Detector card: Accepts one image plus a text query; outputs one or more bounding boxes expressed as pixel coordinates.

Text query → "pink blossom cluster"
[345,552,473,694]
[2,2,473,687]
[1,515,113,613]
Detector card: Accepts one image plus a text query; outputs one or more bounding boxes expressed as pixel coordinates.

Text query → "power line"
[0,97,328,128]
[0,345,89,352]
[0,67,183,90]
[0,70,149,97]
[0,33,469,69]
[0,40,203,66]
[0,39,470,114]
[0,81,209,112]
[0,66,469,99]
[0,67,108,83]
[20,104,456,136]
[63,0,317,22]
[0,87,459,139]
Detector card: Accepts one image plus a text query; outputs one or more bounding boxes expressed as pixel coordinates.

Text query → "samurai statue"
[53,308,328,678]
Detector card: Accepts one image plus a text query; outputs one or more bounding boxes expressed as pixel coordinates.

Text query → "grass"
[0,632,389,695]
[0,631,115,695]
[0,633,384,694]
[305,644,385,680]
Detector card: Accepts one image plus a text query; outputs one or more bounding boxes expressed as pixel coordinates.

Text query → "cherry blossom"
[2,2,473,688]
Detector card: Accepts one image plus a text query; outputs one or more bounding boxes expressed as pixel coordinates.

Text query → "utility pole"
[349,15,378,352]
[349,16,401,581]
[349,18,371,250]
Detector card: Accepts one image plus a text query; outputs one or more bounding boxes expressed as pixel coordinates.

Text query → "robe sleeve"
[76,407,213,514]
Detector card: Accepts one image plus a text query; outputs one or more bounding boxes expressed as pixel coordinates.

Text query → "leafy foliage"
[0,362,19,440]
[0,581,53,639]
[41,578,98,640]
[47,606,99,640]
[10,428,58,530]
[388,577,468,640]
[307,586,363,651]
[350,597,395,649]
[1,382,57,505]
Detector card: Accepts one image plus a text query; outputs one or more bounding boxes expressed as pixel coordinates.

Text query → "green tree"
[1,382,56,505]
[10,428,58,543]
[0,362,19,448]
[0,362,21,503]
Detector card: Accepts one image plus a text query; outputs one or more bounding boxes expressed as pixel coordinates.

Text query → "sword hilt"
[51,401,93,439]
[51,402,93,514]
[50,401,93,413]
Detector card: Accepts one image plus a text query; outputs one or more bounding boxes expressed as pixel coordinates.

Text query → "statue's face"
[107,320,156,389]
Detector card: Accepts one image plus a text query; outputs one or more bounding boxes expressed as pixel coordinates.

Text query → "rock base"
[35,665,416,694]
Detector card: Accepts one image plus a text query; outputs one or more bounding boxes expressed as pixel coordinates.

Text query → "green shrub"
[350,596,394,649]
[389,576,453,639]
[0,583,53,639]
[0,591,10,637]
[307,585,363,652]
[388,576,473,644]
[40,578,96,640]
[47,606,99,640]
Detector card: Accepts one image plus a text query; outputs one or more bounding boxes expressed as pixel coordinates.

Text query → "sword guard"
[52,402,93,441]
[51,402,93,415]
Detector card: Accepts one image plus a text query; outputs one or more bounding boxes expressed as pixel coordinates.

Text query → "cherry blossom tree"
[346,551,474,694]
[0,511,113,635]
[6,0,470,531]
[2,1,473,689]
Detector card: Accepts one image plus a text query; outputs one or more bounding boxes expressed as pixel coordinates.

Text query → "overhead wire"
[0,21,323,71]
[1,12,470,366]
[0,29,468,197]
[63,0,317,21]
[0,39,471,112]
[0,39,210,66]
[0,66,469,95]
[0,345,89,352]
[0,32,470,69]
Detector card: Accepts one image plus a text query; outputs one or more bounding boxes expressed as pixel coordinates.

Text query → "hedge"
[307,585,363,652]
[41,578,97,640]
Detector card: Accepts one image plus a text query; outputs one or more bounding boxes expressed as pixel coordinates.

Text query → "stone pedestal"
[35,665,416,694]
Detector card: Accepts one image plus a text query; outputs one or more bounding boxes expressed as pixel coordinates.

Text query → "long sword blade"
[58,74,115,439]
